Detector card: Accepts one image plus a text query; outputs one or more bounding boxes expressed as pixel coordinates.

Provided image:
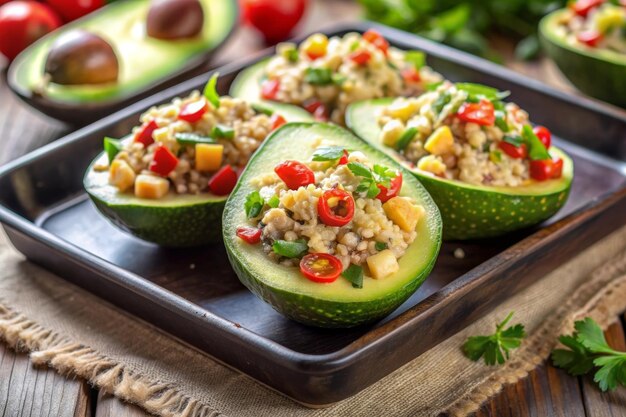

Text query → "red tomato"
[45,0,104,22]
[317,189,355,227]
[376,172,403,203]
[150,145,179,176]
[134,120,158,147]
[533,125,551,149]
[401,67,421,83]
[208,165,238,195]
[270,113,286,130]
[457,99,495,126]
[577,30,603,47]
[299,253,342,283]
[261,78,280,100]
[530,158,563,181]
[236,227,262,244]
[338,150,349,165]
[303,100,328,121]
[274,160,315,190]
[362,29,388,55]
[498,142,528,159]
[0,1,61,61]
[240,0,307,44]
[178,97,209,123]
[348,49,371,65]
[570,0,605,17]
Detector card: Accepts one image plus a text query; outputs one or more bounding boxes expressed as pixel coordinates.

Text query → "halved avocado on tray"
[540,9,626,108]
[222,122,442,327]
[230,58,270,105]
[8,0,237,124]
[346,99,573,240]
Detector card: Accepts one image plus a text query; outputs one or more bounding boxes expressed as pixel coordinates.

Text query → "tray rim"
[1,21,626,375]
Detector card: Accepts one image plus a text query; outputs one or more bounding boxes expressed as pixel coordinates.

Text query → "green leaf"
[175,133,216,145]
[332,73,348,85]
[575,317,617,355]
[304,68,334,85]
[103,137,122,164]
[342,264,363,288]
[244,191,264,219]
[272,239,308,258]
[367,180,381,198]
[396,127,418,150]
[515,35,540,61]
[503,135,523,147]
[432,91,452,114]
[432,4,470,33]
[211,124,235,139]
[203,73,220,109]
[267,195,280,208]
[375,242,388,251]
[312,146,345,162]
[347,162,373,179]
[455,83,510,102]
[405,50,426,69]
[522,125,551,160]
[462,312,525,366]
[495,110,509,132]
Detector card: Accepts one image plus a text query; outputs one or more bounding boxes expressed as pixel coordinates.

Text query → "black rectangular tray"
[1,23,626,406]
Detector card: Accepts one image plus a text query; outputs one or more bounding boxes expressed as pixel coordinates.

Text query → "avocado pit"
[146,0,205,40]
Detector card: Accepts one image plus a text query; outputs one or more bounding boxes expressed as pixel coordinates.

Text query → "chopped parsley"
[375,242,388,251]
[342,264,363,288]
[312,146,346,162]
[272,239,308,258]
[244,191,264,219]
[348,162,397,199]
[463,312,526,365]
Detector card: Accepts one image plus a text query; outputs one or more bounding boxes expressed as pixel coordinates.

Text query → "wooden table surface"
[1,1,625,416]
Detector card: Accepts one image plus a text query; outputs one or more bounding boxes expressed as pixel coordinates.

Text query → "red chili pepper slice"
[274,160,315,190]
[317,189,355,227]
[150,144,179,176]
[457,99,495,126]
[208,164,238,195]
[348,49,371,65]
[363,29,389,55]
[134,120,158,147]
[498,142,528,159]
[178,97,209,123]
[261,78,280,100]
[270,113,287,130]
[376,172,403,203]
[571,0,605,17]
[533,125,552,149]
[236,227,262,244]
[303,100,329,121]
[300,253,343,283]
[577,30,603,47]
[401,67,421,83]
[338,150,349,165]
[530,158,563,181]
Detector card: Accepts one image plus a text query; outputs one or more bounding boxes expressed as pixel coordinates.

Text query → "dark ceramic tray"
[1,23,626,407]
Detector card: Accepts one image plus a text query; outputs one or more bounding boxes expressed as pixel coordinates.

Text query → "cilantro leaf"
[342,264,363,288]
[244,191,264,219]
[347,162,373,179]
[203,73,220,108]
[312,146,345,162]
[462,312,526,366]
[367,180,381,198]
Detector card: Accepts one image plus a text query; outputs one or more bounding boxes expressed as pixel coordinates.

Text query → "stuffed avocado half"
[84,75,313,247]
[346,82,573,240]
[223,122,442,328]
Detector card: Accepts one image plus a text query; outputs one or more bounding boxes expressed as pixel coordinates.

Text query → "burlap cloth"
[1,222,626,417]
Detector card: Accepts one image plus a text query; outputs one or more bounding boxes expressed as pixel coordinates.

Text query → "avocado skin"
[540,9,626,108]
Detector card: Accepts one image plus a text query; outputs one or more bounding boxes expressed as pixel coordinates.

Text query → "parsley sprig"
[552,317,626,392]
[463,312,526,365]
[348,162,397,199]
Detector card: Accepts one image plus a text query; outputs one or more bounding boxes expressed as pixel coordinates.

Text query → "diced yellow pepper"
[367,249,399,279]
[302,34,328,58]
[195,143,223,172]
[383,196,424,232]
[134,174,169,199]
[386,99,418,121]
[417,155,446,175]
[109,160,136,192]
[381,119,405,147]
[595,6,626,33]
[424,126,454,155]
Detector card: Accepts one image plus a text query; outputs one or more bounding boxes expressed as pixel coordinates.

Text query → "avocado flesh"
[540,9,626,108]
[229,59,267,103]
[11,0,236,104]
[346,98,573,240]
[222,123,442,327]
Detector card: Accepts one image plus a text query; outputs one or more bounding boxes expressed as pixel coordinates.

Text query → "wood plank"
[94,392,150,417]
[0,343,91,417]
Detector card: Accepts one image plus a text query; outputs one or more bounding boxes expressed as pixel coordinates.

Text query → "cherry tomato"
[498,142,528,159]
[376,172,403,203]
[401,67,421,83]
[317,189,355,227]
[240,0,307,44]
[570,0,605,17]
[577,30,603,47]
[530,158,563,181]
[270,113,287,130]
[338,150,349,165]
[362,29,388,55]
[150,144,179,177]
[236,227,262,244]
[0,1,61,61]
[303,100,328,121]
[208,165,238,195]
[299,253,342,283]
[457,99,495,126]
[45,0,104,22]
[533,125,551,149]
[178,97,209,123]
[274,160,315,190]
[134,120,158,147]
[261,78,280,100]
[348,49,371,65]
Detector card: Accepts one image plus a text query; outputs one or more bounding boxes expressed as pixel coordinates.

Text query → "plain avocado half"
[222,122,442,327]
[8,0,237,123]
[346,99,573,240]
[230,59,272,105]
[540,9,626,108]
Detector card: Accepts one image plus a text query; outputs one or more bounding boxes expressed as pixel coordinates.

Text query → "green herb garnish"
[244,191,264,219]
[455,83,510,102]
[304,68,334,85]
[396,127,418,150]
[211,124,235,139]
[463,312,526,365]
[342,264,364,288]
[503,135,523,148]
[432,91,452,114]
[175,133,216,145]
[332,73,348,85]
[272,239,308,258]
[495,110,509,132]
[267,195,280,208]
[522,125,550,160]
[203,73,220,109]
[103,137,122,164]
[349,162,397,199]
[375,242,388,251]
[405,50,426,69]
[284,47,299,62]
[312,146,346,162]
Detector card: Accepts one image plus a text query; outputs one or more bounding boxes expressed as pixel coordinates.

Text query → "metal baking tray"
[1,23,625,406]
